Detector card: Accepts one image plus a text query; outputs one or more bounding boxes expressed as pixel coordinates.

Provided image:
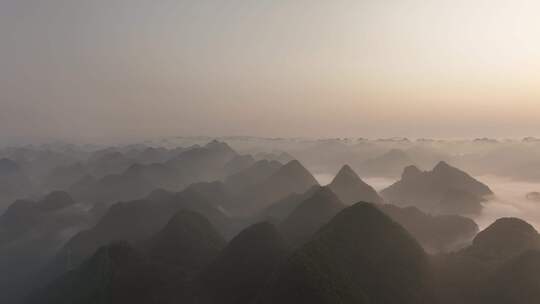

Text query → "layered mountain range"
[1,139,538,304]
[31,201,534,304]
[382,161,493,215]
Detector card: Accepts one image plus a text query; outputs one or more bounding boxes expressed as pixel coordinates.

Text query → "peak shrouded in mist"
[0,138,539,304]
[381,161,493,215]
[329,164,383,205]
[279,187,345,246]
[258,203,433,304]
[3,0,540,302]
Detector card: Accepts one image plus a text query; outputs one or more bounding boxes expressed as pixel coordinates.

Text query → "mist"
[3,1,540,303]
[317,167,540,231]
[476,176,540,229]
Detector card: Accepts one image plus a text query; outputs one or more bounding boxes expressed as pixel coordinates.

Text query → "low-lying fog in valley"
[317,173,540,230]
[4,1,540,303]
[314,174,395,194]
[2,136,540,304]
[475,176,540,229]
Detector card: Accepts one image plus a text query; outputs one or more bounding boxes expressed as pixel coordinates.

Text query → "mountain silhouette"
[42,162,88,192]
[86,150,135,178]
[28,211,226,304]
[59,188,230,270]
[279,187,345,246]
[223,154,256,176]
[224,159,282,194]
[71,160,193,205]
[381,161,492,215]
[258,203,433,304]
[69,141,240,205]
[359,149,415,178]
[432,217,540,304]
[197,222,290,304]
[239,160,319,214]
[144,210,225,272]
[0,158,34,211]
[260,186,320,221]
[468,217,540,259]
[27,242,164,304]
[37,191,76,212]
[378,204,478,253]
[166,140,238,182]
[1,191,81,241]
[329,165,383,204]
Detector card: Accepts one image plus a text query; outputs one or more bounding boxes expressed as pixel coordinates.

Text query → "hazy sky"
[1,0,540,143]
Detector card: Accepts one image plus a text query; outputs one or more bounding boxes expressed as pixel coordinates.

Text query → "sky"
[1,0,540,143]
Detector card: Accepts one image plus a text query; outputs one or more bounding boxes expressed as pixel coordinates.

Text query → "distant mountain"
[239,160,319,214]
[1,191,80,242]
[262,160,319,196]
[381,161,493,215]
[183,181,235,214]
[260,186,319,221]
[144,210,225,272]
[197,222,290,304]
[129,146,185,164]
[7,139,540,304]
[59,188,230,270]
[54,159,316,274]
[86,150,135,178]
[27,242,164,304]
[166,140,238,182]
[223,154,256,176]
[42,162,88,192]
[439,188,484,215]
[280,187,345,246]
[223,160,282,195]
[377,204,478,253]
[68,164,159,204]
[69,141,240,205]
[358,149,415,178]
[0,191,92,304]
[467,217,540,259]
[0,158,34,211]
[257,203,433,304]
[29,211,226,304]
[37,191,76,212]
[328,165,383,204]
[405,145,451,170]
[254,151,294,163]
[1,200,40,241]
[432,217,540,304]
[0,148,82,185]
